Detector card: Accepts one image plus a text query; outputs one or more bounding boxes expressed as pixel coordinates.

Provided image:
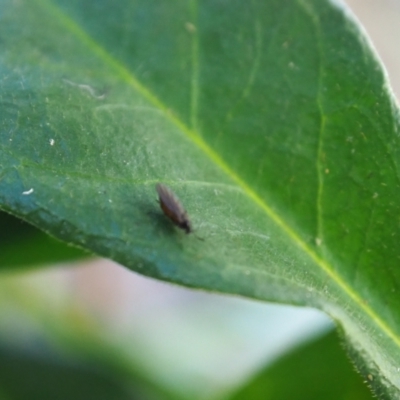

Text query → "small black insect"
[156,183,192,234]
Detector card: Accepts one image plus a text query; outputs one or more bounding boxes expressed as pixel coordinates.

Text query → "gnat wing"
[156,183,185,216]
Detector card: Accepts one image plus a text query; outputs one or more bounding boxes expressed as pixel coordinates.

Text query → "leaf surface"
[0,212,87,269]
[0,342,176,400]
[1,0,400,396]
[228,331,374,400]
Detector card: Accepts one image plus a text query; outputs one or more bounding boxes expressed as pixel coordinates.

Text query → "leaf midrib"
[35,0,400,351]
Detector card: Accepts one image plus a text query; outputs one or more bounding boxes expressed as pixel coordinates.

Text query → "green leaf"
[0,212,87,270]
[0,341,176,400]
[1,0,400,397]
[228,331,374,400]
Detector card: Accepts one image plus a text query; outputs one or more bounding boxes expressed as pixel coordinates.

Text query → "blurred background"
[1,1,398,399]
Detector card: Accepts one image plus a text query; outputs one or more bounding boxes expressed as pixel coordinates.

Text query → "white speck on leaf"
[185,22,196,33]
[63,78,105,100]
[50,139,55,146]
[22,188,34,195]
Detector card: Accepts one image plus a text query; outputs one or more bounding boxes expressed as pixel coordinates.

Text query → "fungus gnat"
[156,183,192,234]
